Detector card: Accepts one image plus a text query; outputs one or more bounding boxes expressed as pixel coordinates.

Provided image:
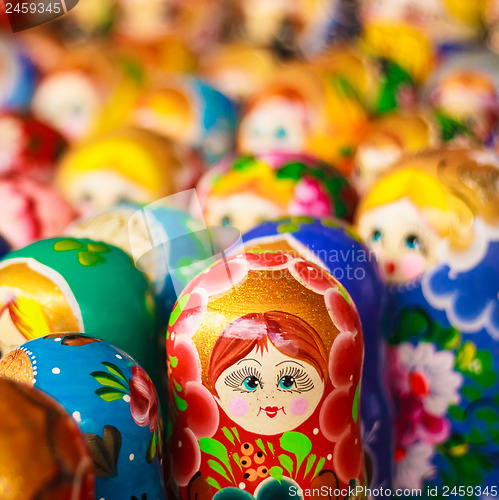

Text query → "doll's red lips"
[258,406,285,418]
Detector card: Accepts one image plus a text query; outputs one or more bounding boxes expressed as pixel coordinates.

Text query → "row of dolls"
[4,39,499,243]
[5,0,499,57]
[0,145,497,499]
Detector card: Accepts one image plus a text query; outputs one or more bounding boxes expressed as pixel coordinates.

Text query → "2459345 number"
[5,2,62,14]
[442,485,498,497]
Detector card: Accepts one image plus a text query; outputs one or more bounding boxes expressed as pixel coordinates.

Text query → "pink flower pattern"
[289,177,332,217]
[129,366,160,433]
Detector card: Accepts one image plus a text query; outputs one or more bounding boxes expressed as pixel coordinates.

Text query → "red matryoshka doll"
[0,112,67,182]
[166,251,365,499]
[237,61,368,175]
[0,176,76,249]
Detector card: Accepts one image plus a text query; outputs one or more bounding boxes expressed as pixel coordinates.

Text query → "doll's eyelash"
[224,365,263,390]
[276,365,314,393]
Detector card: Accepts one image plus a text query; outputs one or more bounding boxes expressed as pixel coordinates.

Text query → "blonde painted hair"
[358,151,499,250]
[209,159,296,208]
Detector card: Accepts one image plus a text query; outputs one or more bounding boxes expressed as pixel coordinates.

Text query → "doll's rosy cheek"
[400,253,426,281]
[290,396,308,416]
[230,397,249,417]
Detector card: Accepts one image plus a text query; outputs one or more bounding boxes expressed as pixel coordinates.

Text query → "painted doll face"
[239,96,308,155]
[362,0,473,43]
[32,73,101,141]
[239,0,296,46]
[214,341,324,435]
[354,140,402,195]
[432,74,499,144]
[67,170,152,216]
[357,199,441,283]
[205,192,284,233]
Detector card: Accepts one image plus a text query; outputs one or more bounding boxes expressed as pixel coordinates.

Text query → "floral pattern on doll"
[201,155,354,234]
[91,361,163,464]
[388,305,499,491]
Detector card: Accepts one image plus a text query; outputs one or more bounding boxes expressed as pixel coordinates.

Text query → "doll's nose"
[385,261,396,275]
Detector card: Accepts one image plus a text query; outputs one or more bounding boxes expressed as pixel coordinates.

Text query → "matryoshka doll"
[311,44,420,118]
[237,61,368,175]
[0,176,76,249]
[359,0,482,52]
[0,237,159,389]
[166,251,365,498]
[0,377,95,500]
[199,43,279,104]
[424,49,499,146]
[241,217,393,491]
[195,152,358,234]
[131,77,239,166]
[0,112,67,182]
[0,334,166,500]
[356,148,499,494]
[31,46,139,143]
[353,111,439,195]
[356,148,498,284]
[66,201,213,319]
[57,127,201,216]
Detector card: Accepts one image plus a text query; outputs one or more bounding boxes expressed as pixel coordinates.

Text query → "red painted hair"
[208,311,328,395]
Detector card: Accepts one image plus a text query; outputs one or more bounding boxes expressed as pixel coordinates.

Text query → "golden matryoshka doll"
[353,111,439,195]
[237,61,368,175]
[166,251,365,498]
[355,148,499,284]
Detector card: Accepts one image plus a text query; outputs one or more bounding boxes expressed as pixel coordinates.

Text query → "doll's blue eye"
[278,375,296,390]
[371,229,382,242]
[275,127,287,139]
[222,216,231,226]
[243,376,260,391]
[405,234,420,250]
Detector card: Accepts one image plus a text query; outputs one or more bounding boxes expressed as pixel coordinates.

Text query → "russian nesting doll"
[356,148,499,494]
[166,251,366,499]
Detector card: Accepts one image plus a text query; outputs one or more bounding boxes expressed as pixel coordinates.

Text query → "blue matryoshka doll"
[241,216,394,491]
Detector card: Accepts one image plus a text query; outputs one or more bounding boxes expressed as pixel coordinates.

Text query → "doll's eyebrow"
[276,360,304,368]
[237,358,262,366]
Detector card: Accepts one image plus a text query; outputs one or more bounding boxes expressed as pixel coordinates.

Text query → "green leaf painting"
[95,387,127,402]
[280,432,312,476]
